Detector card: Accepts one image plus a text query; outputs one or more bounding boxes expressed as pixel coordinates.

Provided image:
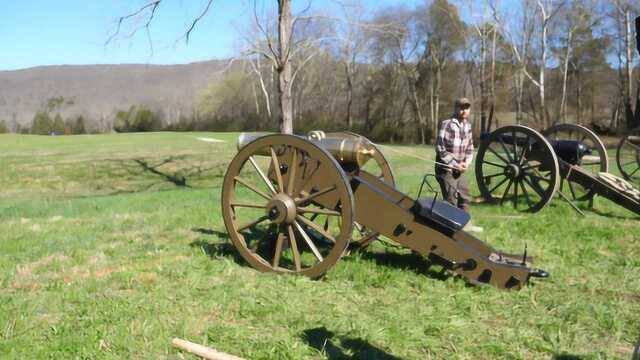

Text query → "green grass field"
[1,132,639,359]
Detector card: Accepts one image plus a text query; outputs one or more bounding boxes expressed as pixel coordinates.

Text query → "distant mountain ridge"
[0,60,228,131]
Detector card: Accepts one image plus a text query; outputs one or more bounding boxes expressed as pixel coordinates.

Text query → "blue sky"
[0,0,429,71]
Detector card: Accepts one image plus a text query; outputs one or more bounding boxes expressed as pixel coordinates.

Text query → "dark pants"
[435,169,471,213]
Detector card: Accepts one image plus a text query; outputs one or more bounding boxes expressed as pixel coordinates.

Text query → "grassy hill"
[0,132,638,359]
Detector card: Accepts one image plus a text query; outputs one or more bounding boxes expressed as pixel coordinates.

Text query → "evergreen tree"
[53,114,65,135]
[31,112,52,135]
[0,120,7,133]
[73,116,87,134]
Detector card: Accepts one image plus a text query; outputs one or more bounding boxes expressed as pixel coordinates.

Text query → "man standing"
[435,98,476,225]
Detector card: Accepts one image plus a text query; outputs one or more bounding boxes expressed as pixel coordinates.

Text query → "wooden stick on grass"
[172,338,245,360]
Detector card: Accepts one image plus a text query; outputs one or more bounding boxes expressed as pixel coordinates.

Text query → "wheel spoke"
[522,175,545,198]
[483,160,507,169]
[518,136,530,165]
[513,178,519,209]
[487,146,511,165]
[272,231,284,268]
[628,166,640,178]
[519,180,534,208]
[230,202,266,209]
[500,179,514,205]
[270,147,284,193]
[287,148,298,196]
[249,156,276,195]
[237,215,269,232]
[294,221,324,262]
[296,214,337,244]
[295,185,337,204]
[234,176,272,201]
[484,172,505,180]
[287,225,302,271]
[297,207,341,216]
[497,135,514,163]
[488,176,509,194]
[526,172,551,183]
[521,162,542,171]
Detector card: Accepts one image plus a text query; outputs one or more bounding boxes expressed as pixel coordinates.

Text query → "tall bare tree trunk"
[278,0,293,134]
[489,25,497,132]
[624,9,634,130]
[576,69,582,124]
[560,32,572,123]
[480,26,487,133]
[539,11,547,129]
[516,71,524,125]
[435,67,441,133]
[345,63,354,129]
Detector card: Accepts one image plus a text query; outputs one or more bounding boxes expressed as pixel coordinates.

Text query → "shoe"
[465,223,483,233]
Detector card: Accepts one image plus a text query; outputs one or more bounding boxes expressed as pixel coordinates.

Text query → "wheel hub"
[504,163,521,179]
[266,193,297,225]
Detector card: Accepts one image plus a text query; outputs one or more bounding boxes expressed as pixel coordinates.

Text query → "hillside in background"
[0,60,228,131]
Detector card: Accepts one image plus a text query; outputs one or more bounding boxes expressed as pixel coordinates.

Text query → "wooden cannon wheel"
[542,123,609,202]
[616,130,640,184]
[221,134,354,278]
[475,125,560,212]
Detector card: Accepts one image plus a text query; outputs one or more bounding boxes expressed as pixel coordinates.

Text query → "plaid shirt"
[436,117,474,171]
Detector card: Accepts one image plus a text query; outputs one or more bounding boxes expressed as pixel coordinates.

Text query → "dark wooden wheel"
[221,134,354,278]
[543,123,609,201]
[616,131,640,184]
[476,125,560,212]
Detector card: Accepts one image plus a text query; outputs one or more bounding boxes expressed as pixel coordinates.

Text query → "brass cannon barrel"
[237,131,376,167]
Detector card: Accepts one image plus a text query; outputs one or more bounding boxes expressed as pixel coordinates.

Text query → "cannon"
[475,123,640,215]
[221,131,548,290]
[616,128,640,185]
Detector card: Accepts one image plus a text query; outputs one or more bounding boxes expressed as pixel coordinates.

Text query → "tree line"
[6,0,640,143]
[189,0,640,143]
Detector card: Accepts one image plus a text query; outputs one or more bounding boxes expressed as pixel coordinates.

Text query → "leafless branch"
[181,0,216,44]
[105,0,161,46]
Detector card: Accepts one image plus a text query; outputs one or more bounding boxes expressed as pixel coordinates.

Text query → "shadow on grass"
[552,354,584,360]
[346,250,451,283]
[190,227,242,262]
[190,226,279,270]
[588,207,640,220]
[189,239,244,264]
[302,327,404,360]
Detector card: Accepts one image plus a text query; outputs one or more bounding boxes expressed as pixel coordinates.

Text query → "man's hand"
[458,162,468,173]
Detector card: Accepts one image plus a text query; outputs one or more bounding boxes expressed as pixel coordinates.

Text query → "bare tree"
[107,0,302,134]
[554,0,602,123]
[609,0,639,131]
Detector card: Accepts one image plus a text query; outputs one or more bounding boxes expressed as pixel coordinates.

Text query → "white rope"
[375,143,467,170]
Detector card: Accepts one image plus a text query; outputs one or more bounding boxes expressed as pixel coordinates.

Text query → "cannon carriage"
[475,123,640,215]
[222,131,548,290]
